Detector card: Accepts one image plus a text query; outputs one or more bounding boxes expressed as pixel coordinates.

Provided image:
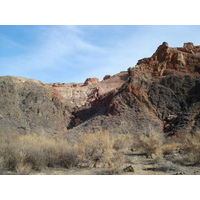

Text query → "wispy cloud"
[0,25,200,83]
[0,25,103,82]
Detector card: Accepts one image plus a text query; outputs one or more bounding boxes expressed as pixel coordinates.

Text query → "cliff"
[0,42,200,137]
[66,42,200,137]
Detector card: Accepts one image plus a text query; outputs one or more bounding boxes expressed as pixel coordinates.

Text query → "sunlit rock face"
[65,42,200,136]
[1,42,200,137]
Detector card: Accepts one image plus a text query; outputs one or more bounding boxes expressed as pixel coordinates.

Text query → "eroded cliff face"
[1,42,200,137]
[46,72,128,108]
[66,42,200,136]
[125,42,200,136]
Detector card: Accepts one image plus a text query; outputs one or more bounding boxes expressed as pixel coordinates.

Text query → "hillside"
[1,42,200,175]
[0,42,200,138]
[63,42,200,137]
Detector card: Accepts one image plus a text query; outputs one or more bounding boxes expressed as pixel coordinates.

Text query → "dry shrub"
[0,133,82,173]
[112,134,132,152]
[134,130,163,158]
[177,131,200,165]
[152,160,180,173]
[162,143,180,156]
[80,131,114,167]
[0,131,132,174]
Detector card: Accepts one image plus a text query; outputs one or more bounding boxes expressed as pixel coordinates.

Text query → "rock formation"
[66,42,200,137]
[0,76,72,134]
[84,78,99,85]
[0,42,200,137]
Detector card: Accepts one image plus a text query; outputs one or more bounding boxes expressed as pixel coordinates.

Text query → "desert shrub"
[0,133,82,173]
[134,130,163,158]
[0,131,131,174]
[80,131,114,167]
[177,131,200,165]
[112,134,132,152]
[95,155,124,175]
[157,160,179,172]
[162,143,180,156]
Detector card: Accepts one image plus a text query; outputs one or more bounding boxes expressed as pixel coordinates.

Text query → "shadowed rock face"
[1,42,200,137]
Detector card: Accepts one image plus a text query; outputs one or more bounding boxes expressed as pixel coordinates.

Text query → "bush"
[80,131,114,167]
[162,143,180,156]
[112,134,132,152]
[177,131,200,165]
[0,133,82,173]
[134,130,163,158]
[0,131,130,174]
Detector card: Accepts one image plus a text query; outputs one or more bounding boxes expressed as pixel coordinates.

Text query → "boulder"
[84,78,99,85]
[103,75,111,81]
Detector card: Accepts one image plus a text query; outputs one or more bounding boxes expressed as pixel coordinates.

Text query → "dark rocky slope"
[0,76,72,134]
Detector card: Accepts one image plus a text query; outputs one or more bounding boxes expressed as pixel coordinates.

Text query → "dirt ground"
[27,153,200,175]
[2,151,200,175]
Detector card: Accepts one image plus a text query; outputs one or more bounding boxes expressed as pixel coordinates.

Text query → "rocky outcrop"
[67,42,200,137]
[1,42,200,138]
[0,76,72,134]
[84,78,99,85]
[103,75,111,80]
[46,72,128,108]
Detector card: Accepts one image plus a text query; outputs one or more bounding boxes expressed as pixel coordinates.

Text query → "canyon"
[0,42,200,138]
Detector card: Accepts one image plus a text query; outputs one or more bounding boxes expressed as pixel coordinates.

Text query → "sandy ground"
[26,153,200,175]
[2,151,200,175]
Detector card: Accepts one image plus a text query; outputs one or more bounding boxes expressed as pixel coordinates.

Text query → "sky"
[0,25,200,83]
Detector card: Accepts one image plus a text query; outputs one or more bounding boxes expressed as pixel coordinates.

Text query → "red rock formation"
[1,42,200,137]
[84,78,99,85]
[68,42,200,136]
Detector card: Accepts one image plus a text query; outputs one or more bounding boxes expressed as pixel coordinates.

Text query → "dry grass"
[0,131,132,174]
[0,133,82,174]
[1,129,200,175]
[80,131,114,168]
[133,130,163,158]
[177,131,200,165]
[162,143,180,156]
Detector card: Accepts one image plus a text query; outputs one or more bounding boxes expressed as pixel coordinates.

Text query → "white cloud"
[0,26,103,82]
[1,25,200,83]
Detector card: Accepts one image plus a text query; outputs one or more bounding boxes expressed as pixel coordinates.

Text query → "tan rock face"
[47,72,128,108]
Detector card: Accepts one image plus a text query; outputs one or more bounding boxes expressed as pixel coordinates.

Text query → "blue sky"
[0,25,200,83]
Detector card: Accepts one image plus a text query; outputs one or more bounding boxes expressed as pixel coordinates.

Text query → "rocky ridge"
[65,42,200,136]
[0,42,200,137]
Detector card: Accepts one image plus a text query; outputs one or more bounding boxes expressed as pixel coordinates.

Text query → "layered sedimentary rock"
[67,42,200,136]
[47,71,128,108]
